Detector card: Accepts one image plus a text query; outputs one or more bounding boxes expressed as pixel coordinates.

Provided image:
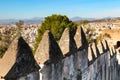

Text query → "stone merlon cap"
[4,37,40,79]
[105,40,110,51]
[0,36,40,79]
[35,30,63,64]
[90,46,96,61]
[74,26,88,49]
[111,48,115,57]
[95,43,101,57]
[101,41,106,53]
[105,40,113,57]
[0,37,19,79]
[88,46,96,62]
[59,28,77,56]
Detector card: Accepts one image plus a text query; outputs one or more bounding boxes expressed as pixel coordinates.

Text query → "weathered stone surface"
[82,67,89,80]
[88,46,93,63]
[59,28,77,56]
[110,54,118,80]
[77,49,88,72]
[105,40,113,59]
[90,46,96,62]
[63,55,76,80]
[74,26,88,49]
[90,43,97,59]
[88,46,96,64]
[0,37,19,79]
[73,27,89,77]
[95,43,101,57]
[41,60,63,80]
[0,26,119,80]
[38,29,119,80]
[0,37,40,80]
[17,71,40,80]
[105,40,110,51]
[111,48,115,57]
[4,37,40,80]
[74,26,82,49]
[101,41,106,52]
[35,30,63,64]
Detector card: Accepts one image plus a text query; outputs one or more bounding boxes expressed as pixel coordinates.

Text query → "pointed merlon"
[0,37,40,79]
[112,47,116,55]
[74,26,82,48]
[95,43,101,57]
[4,37,40,79]
[101,41,106,52]
[90,46,96,61]
[74,26,88,49]
[91,43,97,58]
[88,46,96,62]
[35,30,63,64]
[81,26,88,48]
[0,37,19,78]
[59,28,77,56]
[115,49,117,55]
[105,40,110,51]
[101,39,107,50]
[105,40,112,58]
[88,47,92,61]
[111,48,114,57]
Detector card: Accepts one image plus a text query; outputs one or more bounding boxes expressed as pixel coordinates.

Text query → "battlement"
[35,26,115,65]
[0,26,119,80]
[34,26,119,80]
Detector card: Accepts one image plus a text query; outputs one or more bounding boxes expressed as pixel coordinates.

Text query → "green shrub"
[34,14,77,53]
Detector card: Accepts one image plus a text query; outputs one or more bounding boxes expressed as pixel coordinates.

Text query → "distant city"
[0,16,120,24]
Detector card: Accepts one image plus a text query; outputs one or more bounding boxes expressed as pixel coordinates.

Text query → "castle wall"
[36,27,119,80]
[1,27,119,80]
[17,71,39,80]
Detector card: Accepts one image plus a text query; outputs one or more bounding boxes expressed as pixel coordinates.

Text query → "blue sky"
[0,0,120,19]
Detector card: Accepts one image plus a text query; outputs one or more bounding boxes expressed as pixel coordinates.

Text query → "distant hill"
[70,17,96,21]
[0,16,120,24]
[0,17,44,24]
[89,17,120,23]
[0,19,18,24]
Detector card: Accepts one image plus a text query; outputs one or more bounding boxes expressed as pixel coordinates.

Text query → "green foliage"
[16,20,24,35]
[0,20,24,58]
[34,14,77,53]
[86,27,95,34]
[0,35,10,58]
[85,26,103,45]
[95,34,103,44]
[85,27,96,44]
[79,20,89,25]
[0,47,7,58]
[16,20,24,27]
[0,27,17,58]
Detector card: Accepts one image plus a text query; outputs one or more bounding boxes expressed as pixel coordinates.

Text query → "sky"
[0,0,120,19]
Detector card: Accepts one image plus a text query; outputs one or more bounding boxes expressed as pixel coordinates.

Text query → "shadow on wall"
[34,26,120,80]
[118,64,120,79]
[4,37,40,80]
[1,26,119,80]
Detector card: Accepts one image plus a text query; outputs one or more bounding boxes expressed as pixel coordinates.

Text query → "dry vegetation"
[102,29,120,41]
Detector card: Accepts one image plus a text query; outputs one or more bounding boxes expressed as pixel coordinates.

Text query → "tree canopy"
[34,14,77,53]
[16,20,24,35]
[79,20,89,25]
[16,20,24,27]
